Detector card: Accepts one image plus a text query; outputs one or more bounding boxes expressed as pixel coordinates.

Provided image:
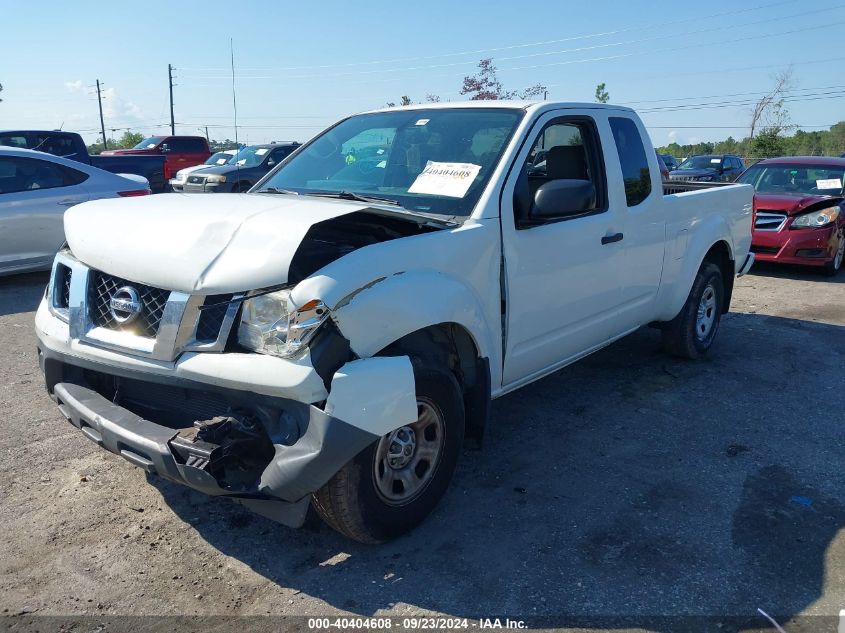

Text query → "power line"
[178,0,794,73]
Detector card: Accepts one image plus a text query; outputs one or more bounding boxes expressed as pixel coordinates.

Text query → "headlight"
[206,174,227,183]
[791,206,840,229]
[237,289,329,358]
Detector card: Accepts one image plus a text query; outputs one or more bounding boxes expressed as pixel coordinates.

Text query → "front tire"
[312,365,465,543]
[661,261,725,359]
[823,232,844,276]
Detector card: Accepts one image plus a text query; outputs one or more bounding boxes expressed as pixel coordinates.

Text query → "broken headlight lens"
[237,289,329,358]
[791,206,839,229]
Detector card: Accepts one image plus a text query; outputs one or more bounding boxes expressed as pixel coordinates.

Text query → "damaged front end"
[40,349,416,527]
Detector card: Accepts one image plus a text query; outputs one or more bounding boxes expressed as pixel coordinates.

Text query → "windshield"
[205,151,233,166]
[736,163,845,195]
[256,108,524,218]
[677,156,721,170]
[231,146,274,167]
[133,137,163,150]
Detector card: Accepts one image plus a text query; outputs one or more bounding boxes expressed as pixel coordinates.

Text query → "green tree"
[750,129,785,158]
[116,131,144,149]
[594,82,609,104]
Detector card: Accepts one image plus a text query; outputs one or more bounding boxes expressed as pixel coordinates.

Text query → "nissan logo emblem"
[109,286,143,324]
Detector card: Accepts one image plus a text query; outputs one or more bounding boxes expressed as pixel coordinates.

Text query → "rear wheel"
[661,261,724,359]
[312,365,464,543]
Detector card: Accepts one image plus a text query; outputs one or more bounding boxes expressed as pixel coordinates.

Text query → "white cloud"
[100,87,144,124]
[63,80,83,92]
[667,130,678,143]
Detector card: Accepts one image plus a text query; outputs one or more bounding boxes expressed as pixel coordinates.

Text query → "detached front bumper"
[36,299,417,527]
[751,224,839,267]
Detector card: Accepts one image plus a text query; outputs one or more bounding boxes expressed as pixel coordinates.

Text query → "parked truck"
[101,135,211,183]
[35,102,754,543]
[0,130,167,193]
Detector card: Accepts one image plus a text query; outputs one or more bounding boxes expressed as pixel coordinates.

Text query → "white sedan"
[169,149,237,191]
[0,147,150,276]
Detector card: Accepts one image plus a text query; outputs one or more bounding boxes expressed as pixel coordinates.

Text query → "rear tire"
[661,261,724,359]
[312,365,465,543]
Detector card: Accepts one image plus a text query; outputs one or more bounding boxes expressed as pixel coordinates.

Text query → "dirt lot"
[0,263,843,632]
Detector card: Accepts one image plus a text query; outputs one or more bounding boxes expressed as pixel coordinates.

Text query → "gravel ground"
[0,262,843,632]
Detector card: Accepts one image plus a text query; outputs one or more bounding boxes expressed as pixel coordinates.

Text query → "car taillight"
[117,189,151,197]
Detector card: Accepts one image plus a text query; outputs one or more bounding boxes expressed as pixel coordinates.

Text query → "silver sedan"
[0,147,150,276]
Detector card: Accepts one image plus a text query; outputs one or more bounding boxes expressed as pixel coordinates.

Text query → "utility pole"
[96,80,107,150]
[168,64,175,135]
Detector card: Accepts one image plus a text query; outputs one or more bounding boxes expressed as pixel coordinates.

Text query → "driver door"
[500,111,625,387]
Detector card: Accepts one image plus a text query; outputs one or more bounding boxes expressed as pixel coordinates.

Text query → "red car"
[101,135,211,182]
[736,157,845,276]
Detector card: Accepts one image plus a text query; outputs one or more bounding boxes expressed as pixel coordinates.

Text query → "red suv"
[101,135,211,181]
[736,156,845,276]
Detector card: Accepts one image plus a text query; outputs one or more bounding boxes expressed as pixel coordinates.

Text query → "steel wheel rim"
[696,283,717,340]
[373,397,445,506]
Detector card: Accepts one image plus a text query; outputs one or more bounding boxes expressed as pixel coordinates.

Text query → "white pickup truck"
[35,102,754,543]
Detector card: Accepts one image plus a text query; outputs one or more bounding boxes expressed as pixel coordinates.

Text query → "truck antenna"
[230,38,241,188]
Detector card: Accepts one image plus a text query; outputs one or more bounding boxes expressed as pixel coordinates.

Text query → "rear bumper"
[751,224,838,267]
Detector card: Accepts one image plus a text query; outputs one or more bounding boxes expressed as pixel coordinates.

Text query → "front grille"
[88,271,170,338]
[755,210,787,232]
[187,175,205,184]
[56,264,71,308]
[195,294,234,342]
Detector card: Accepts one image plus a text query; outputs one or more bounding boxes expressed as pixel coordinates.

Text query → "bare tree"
[0,82,3,103]
[425,94,441,103]
[460,58,546,100]
[749,68,794,139]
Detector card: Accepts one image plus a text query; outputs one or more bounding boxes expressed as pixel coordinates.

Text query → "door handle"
[601,232,624,245]
[58,199,80,206]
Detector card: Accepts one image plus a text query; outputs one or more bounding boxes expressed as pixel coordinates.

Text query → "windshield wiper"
[257,187,299,195]
[301,190,402,206]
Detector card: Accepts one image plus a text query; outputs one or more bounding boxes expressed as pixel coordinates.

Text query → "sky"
[2,0,844,148]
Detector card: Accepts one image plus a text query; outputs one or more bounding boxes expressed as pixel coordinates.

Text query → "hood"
[198,163,261,176]
[176,164,215,178]
[753,193,840,216]
[669,168,717,179]
[64,193,376,294]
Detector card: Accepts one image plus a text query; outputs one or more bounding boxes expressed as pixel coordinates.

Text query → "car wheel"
[823,232,844,276]
[312,364,465,543]
[232,181,251,193]
[661,261,724,359]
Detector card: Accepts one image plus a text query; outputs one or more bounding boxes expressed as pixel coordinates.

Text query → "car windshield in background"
[736,164,845,195]
[257,108,524,218]
[206,152,233,166]
[677,156,721,170]
[133,137,163,150]
[232,146,272,168]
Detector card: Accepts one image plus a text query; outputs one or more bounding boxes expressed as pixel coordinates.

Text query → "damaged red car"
[736,157,845,276]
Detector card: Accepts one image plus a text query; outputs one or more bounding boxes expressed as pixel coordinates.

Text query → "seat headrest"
[546,145,588,180]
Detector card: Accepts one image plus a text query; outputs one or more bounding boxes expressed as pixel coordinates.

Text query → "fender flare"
[328,270,496,362]
[656,215,735,322]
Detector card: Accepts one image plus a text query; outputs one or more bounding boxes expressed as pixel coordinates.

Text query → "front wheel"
[312,365,465,543]
[661,261,725,359]
[823,232,844,276]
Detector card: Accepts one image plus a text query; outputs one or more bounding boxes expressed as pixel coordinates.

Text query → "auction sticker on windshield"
[816,178,841,189]
[408,161,481,198]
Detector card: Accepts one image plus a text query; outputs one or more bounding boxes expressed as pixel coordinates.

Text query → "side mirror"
[530,179,596,221]
[266,159,276,168]
[160,144,170,153]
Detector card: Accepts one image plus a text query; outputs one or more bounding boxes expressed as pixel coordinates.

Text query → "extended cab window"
[609,117,652,206]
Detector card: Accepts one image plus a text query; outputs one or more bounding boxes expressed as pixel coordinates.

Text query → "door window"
[517,118,606,225]
[609,117,652,206]
[0,156,85,194]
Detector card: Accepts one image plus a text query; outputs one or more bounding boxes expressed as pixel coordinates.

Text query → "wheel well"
[233,180,252,192]
[703,240,734,313]
[377,323,490,448]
